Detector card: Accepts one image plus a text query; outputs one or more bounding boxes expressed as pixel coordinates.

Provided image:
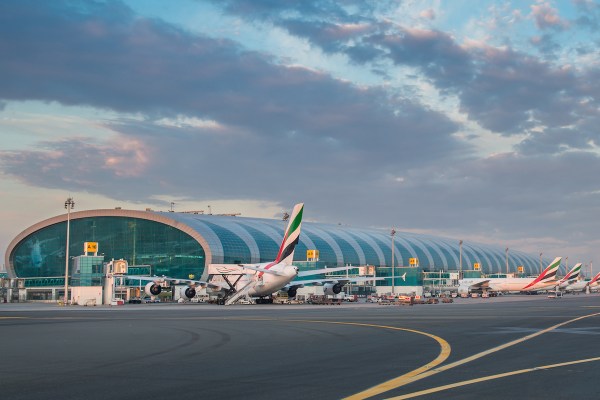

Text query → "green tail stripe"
[286,206,303,238]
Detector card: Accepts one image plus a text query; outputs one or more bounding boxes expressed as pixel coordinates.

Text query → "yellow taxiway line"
[348,311,600,399]
[389,356,600,399]
[281,320,451,400]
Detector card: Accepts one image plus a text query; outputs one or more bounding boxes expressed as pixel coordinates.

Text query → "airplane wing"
[236,264,287,276]
[221,264,357,277]
[286,276,384,288]
[126,275,226,291]
[463,279,491,289]
[209,263,289,276]
[297,266,359,277]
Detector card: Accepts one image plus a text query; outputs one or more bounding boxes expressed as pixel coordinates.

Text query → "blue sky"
[2,0,600,273]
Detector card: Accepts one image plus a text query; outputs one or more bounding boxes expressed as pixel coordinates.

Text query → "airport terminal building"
[4,208,551,301]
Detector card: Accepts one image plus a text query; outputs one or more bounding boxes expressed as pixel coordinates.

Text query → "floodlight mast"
[64,197,75,306]
[391,228,396,295]
[459,240,463,278]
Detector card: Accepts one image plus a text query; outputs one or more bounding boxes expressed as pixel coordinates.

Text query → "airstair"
[224,280,254,305]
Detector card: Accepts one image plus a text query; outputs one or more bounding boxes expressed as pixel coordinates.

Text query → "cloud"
[367,27,474,88]
[0,135,154,193]
[0,0,460,160]
[213,0,600,157]
[362,150,600,254]
[419,9,436,20]
[530,2,570,31]
[215,0,383,23]
[517,127,595,155]
[459,46,578,134]
[0,1,468,213]
[3,0,600,264]
[573,0,600,31]
[282,19,375,53]
[529,34,561,56]
[206,1,598,139]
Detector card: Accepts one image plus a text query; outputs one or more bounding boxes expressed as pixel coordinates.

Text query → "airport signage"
[84,241,98,254]
[307,249,319,260]
[409,258,418,266]
[474,263,481,270]
[359,265,375,275]
[517,266,524,273]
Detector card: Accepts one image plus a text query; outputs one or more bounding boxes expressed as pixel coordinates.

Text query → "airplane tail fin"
[561,263,582,283]
[523,257,561,290]
[274,203,304,266]
[572,263,582,280]
[588,272,600,286]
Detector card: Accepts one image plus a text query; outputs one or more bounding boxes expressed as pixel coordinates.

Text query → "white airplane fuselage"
[565,280,598,292]
[244,263,299,297]
[557,280,573,289]
[460,278,558,293]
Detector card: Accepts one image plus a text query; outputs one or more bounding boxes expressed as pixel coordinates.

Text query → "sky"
[2,0,600,272]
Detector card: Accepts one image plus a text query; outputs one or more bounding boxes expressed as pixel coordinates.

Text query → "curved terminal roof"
[164,212,548,274]
[6,208,552,278]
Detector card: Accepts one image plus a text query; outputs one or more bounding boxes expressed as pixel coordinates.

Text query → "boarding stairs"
[224,281,255,305]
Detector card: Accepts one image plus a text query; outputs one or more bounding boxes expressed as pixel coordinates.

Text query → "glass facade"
[200,221,250,264]
[10,217,205,280]
[8,210,552,284]
[300,226,339,265]
[72,255,104,286]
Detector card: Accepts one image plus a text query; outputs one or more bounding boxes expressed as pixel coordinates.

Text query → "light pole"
[459,240,463,278]
[505,247,509,274]
[391,228,396,295]
[539,252,543,274]
[64,197,75,305]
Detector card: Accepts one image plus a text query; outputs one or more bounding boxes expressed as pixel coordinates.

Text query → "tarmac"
[1,293,600,399]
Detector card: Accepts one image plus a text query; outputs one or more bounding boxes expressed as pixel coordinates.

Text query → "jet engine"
[323,282,342,295]
[145,282,162,296]
[181,286,196,299]
[287,287,297,298]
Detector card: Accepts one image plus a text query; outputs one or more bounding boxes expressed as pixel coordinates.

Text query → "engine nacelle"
[323,282,343,295]
[181,286,196,299]
[287,288,297,298]
[145,282,162,296]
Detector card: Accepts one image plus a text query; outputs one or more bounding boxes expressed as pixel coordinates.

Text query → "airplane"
[458,257,562,295]
[129,203,382,305]
[556,263,582,289]
[565,271,600,293]
[590,273,600,292]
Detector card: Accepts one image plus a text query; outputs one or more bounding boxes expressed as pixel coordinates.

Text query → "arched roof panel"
[6,209,557,278]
